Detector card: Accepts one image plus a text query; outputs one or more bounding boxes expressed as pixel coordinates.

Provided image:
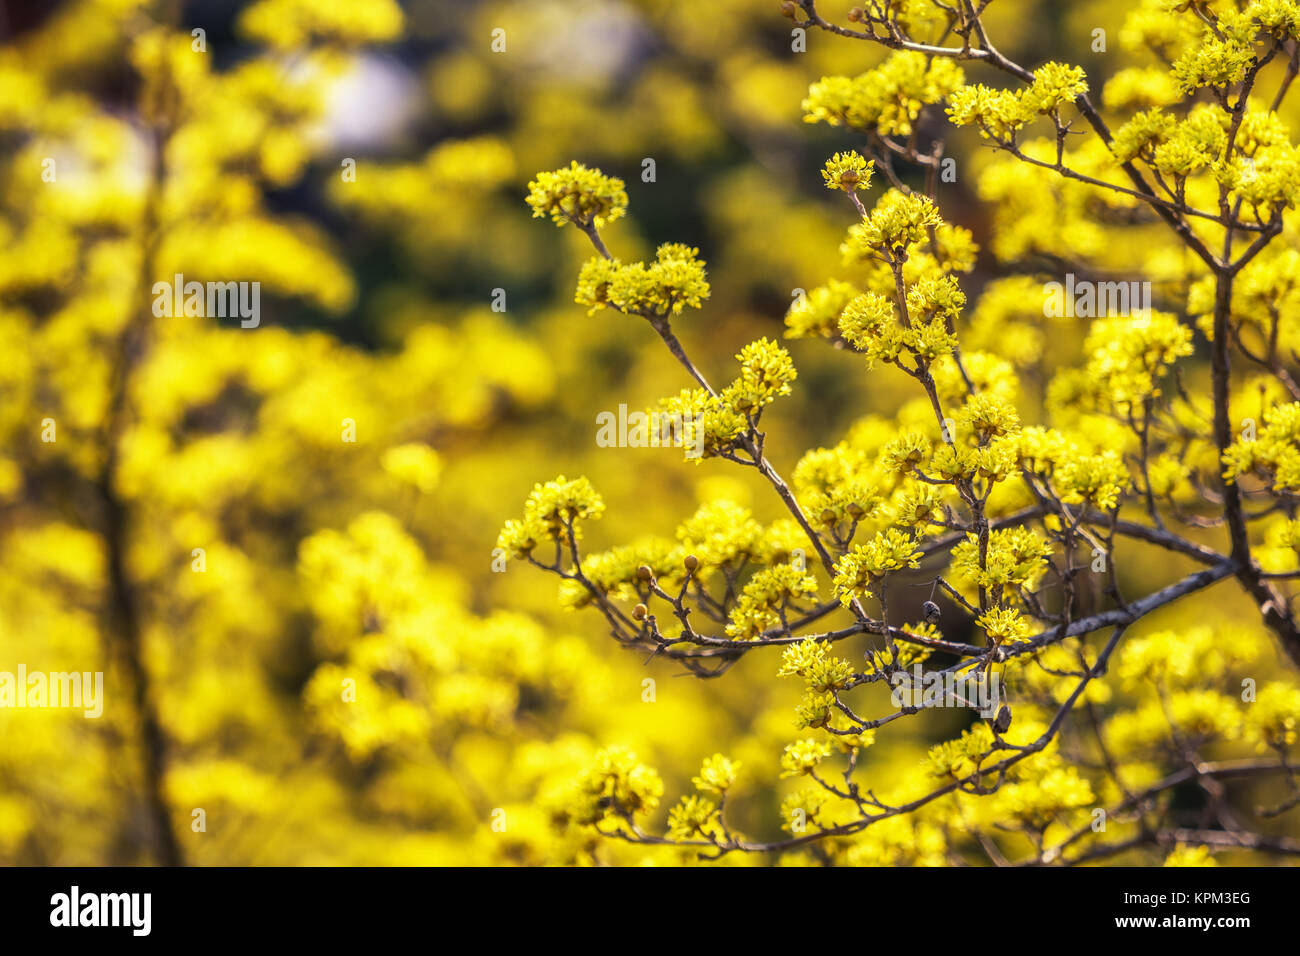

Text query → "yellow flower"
[821,150,873,192]
[381,443,442,494]
[525,161,628,230]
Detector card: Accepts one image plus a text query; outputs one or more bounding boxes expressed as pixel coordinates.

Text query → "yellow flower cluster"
[570,746,664,825]
[844,190,943,259]
[778,639,856,695]
[947,62,1088,141]
[497,475,606,558]
[780,738,832,778]
[821,150,873,193]
[952,527,1052,594]
[575,243,710,317]
[526,161,628,230]
[832,528,922,603]
[803,52,964,137]
[1224,403,1300,492]
[785,279,859,339]
[726,564,819,639]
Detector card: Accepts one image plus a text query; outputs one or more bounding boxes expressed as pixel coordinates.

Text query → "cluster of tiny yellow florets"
[663,754,742,840]
[497,475,605,558]
[575,243,710,318]
[821,150,873,193]
[952,527,1052,595]
[803,52,964,137]
[846,190,944,259]
[978,606,1032,645]
[1224,402,1300,492]
[1082,313,1194,410]
[525,160,628,229]
[947,62,1087,142]
[832,528,922,604]
[724,337,797,412]
[778,638,858,705]
[727,564,818,639]
[569,746,663,825]
[780,738,833,777]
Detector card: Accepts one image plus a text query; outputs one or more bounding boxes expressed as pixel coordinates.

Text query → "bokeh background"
[1,0,1296,865]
